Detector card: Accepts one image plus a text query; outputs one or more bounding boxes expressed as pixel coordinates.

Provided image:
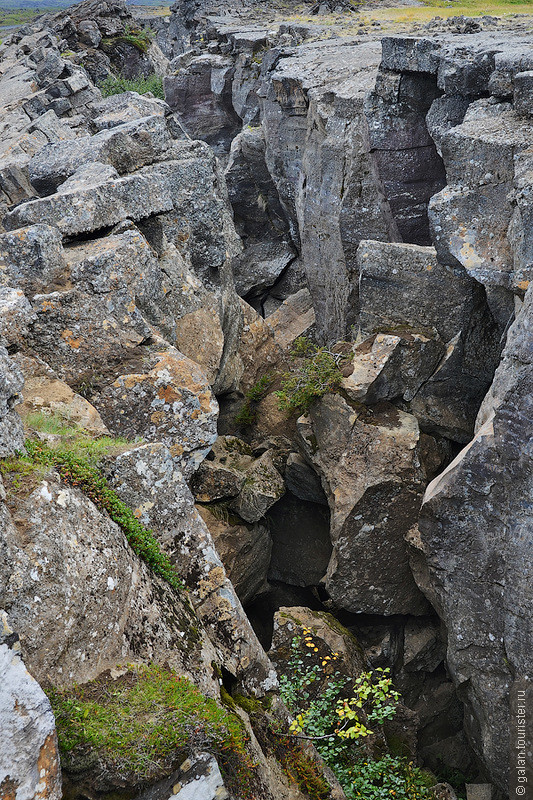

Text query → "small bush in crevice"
[98,72,164,99]
[234,374,275,428]
[276,337,349,415]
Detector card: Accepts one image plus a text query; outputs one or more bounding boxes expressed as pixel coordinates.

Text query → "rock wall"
[154,7,533,793]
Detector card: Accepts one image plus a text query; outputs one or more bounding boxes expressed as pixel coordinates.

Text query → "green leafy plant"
[102,24,153,54]
[98,72,164,99]
[276,337,348,415]
[48,663,257,794]
[279,632,433,800]
[344,755,434,800]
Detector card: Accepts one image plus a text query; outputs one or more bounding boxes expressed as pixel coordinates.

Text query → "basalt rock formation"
[1,0,532,797]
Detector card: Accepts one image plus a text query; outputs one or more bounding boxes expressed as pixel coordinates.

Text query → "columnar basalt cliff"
[1,0,532,797]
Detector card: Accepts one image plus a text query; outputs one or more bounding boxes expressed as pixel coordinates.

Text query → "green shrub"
[279,632,433,800]
[48,663,256,793]
[99,72,164,99]
[276,337,348,415]
[102,24,154,54]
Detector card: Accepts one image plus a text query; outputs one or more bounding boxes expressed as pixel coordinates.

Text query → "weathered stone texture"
[0,613,62,800]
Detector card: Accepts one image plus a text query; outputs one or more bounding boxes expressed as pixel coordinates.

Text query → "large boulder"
[298,393,431,615]
[105,443,278,693]
[97,348,218,479]
[0,474,219,694]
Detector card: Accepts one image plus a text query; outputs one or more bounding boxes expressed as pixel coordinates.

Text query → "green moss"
[233,694,263,715]
[220,686,236,710]
[48,664,257,792]
[20,438,183,592]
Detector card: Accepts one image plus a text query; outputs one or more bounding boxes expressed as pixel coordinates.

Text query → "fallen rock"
[4,163,174,237]
[298,393,430,615]
[0,612,62,800]
[29,114,171,195]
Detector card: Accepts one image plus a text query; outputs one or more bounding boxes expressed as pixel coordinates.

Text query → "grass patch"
[48,663,257,793]
[98,72,164,99]
[102,24,153,54]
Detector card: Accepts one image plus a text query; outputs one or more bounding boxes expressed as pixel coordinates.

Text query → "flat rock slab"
[4,167,174,237]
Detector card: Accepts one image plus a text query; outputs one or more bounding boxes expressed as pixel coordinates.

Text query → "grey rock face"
[164,54,241,152]
[0,288,36,350]
[410,285,533,792]
[0,612,62,800]
[97,348,218,479]
[29,114,172,195]
[4,164,174,236]
[357,240,501,442]
[0,476,219,693]
[106,443,278,693]
[0,347,24,457]
[0,225,66,297]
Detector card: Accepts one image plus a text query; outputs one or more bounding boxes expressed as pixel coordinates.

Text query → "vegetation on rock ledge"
[1,421,183,592]
[48,663,257,792]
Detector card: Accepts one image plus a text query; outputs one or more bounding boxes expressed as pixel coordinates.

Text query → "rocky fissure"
[1,0,532,798]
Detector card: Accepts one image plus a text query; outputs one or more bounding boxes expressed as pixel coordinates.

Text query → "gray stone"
[171,752,228,800]
[0,224,67,297]
[105,443,278,692]
[514,69,533,117]
[429,182,514,288]
[96,348,218,479]
[341,332,445,405]
[284,451,327,505]
[29,114,171,195]
[298,393,430,615]
[357,240,480,342]
[410,288,533,791]
[4,164,174,237]
[90,91,169,130]
[198,506,271,606]
[0,475,219,694]
[0,287,35,349]
[164,54,240,152]
[440,99,531,188]
[0,347,24,457]
[230,450,285,523]
[0,612,62,800]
